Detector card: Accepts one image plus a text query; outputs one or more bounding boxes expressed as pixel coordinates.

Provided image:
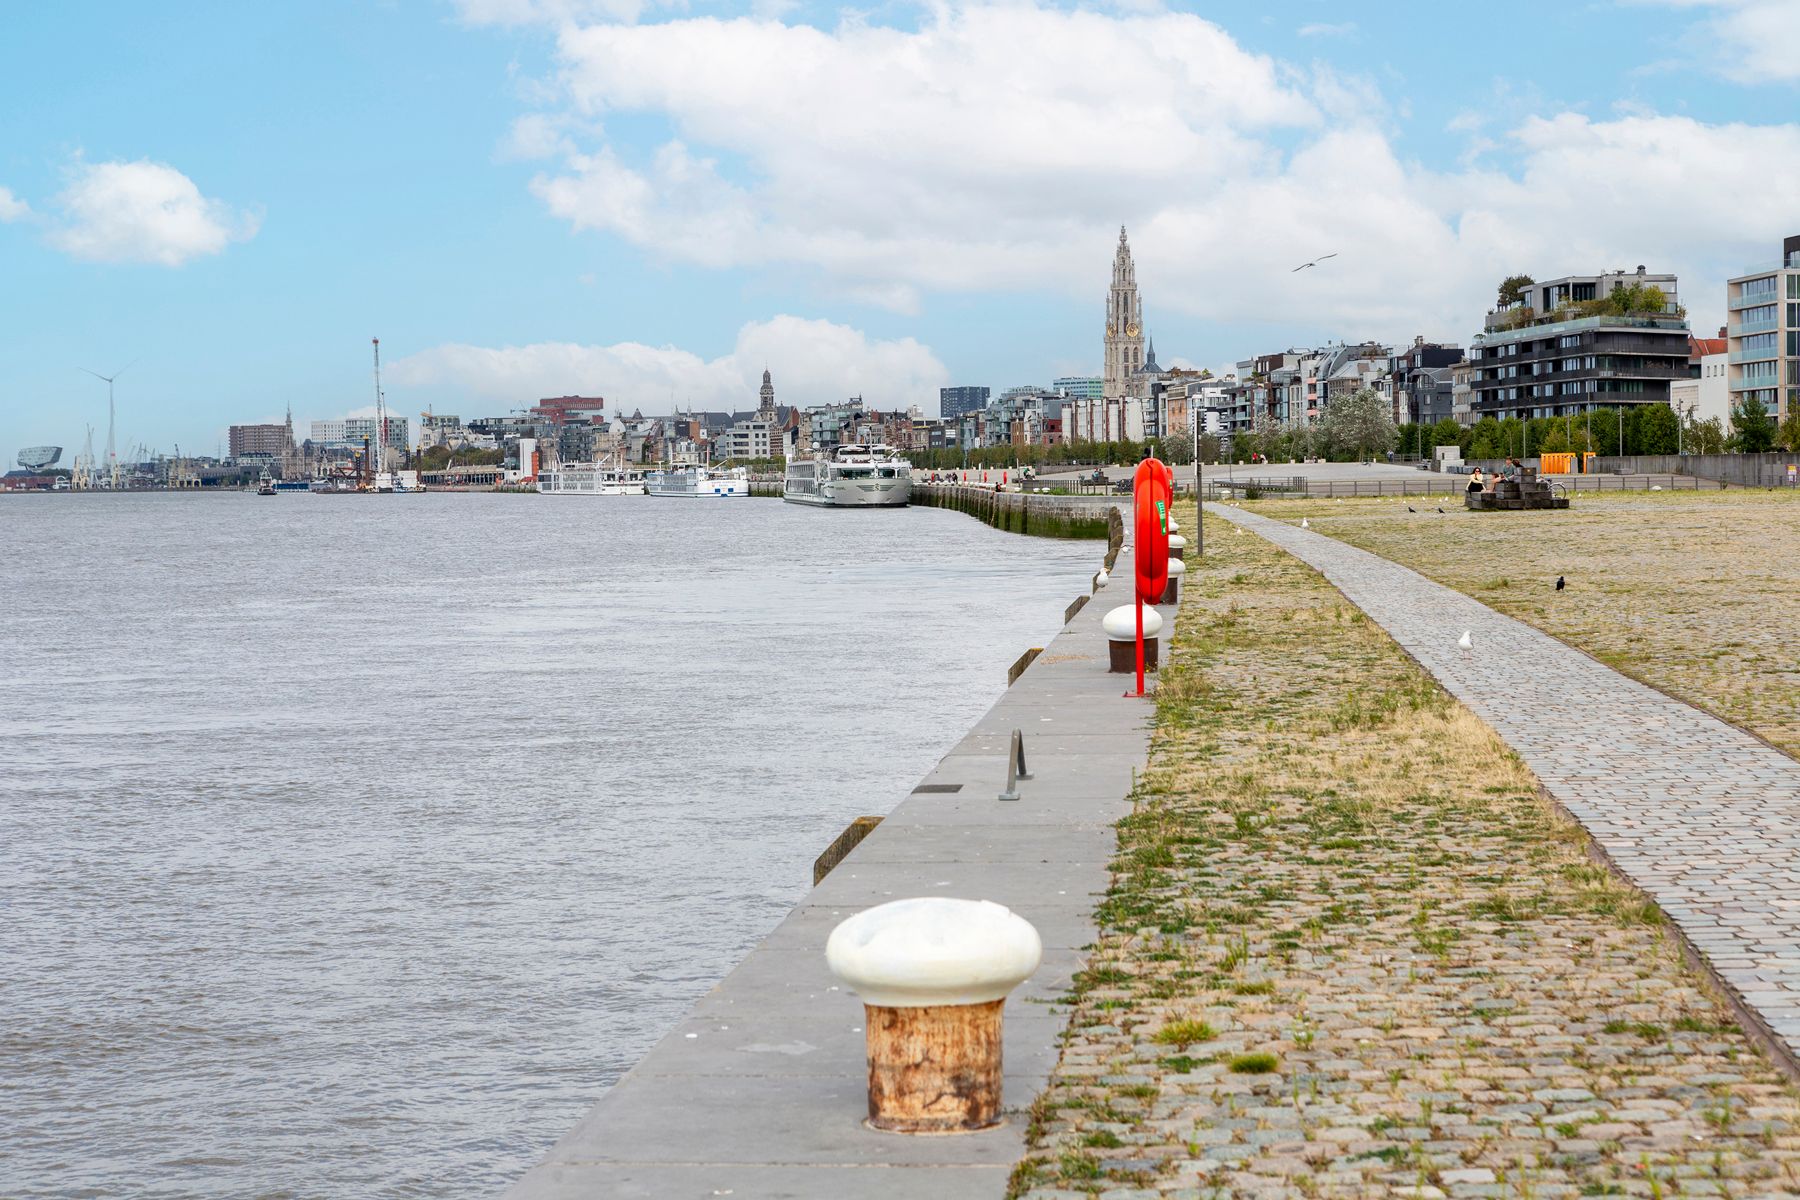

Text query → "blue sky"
[2,0,1796,457]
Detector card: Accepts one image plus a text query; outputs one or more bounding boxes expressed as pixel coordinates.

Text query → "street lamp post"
[1190,403,1202,556]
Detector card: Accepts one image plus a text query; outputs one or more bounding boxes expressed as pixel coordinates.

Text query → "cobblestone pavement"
[1212,503,1800,1074]
[1013,513,1800,1200]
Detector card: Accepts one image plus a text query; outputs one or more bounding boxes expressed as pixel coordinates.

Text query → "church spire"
[1104,225,1144,398]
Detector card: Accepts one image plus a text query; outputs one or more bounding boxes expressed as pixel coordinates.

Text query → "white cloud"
[500,112,578,160]
[496,3,1798,340]
[520,6,1316,310]
[1297,22,1356,37]
[0,186,29,222]
[1639,0,1800,83]
[50,159,259,266]
[386,315,948,413]
[455,0,647,25]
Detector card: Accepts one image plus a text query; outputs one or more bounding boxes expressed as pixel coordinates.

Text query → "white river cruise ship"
[536,465,647,496]
[783,444,913,507]
[644,464,751,498]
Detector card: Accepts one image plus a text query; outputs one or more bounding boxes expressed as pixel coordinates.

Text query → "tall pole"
[372,338,385,476]
[1193,401,1202,558]
[107,378,118,489]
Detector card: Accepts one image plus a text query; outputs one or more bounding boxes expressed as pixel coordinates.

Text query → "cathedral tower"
[1103,227,1145,399]
[758,368,776,419]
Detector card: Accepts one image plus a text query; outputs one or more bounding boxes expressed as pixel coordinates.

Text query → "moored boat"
[537,464,647,495]
[784,444,912,507]
[645,464,750,498]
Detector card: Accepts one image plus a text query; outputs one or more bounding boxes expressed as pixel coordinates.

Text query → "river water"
[0,492,1096,1198]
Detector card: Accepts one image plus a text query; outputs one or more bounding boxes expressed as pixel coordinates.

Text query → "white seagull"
[1291,252,1339,272]
[1457,631,1473,650]
[1300,517,1310,529]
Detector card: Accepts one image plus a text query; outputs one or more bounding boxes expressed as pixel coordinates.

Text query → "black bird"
[1407,505,1416,513]
[1556,575,1566,591]
[1437,506,1445,514]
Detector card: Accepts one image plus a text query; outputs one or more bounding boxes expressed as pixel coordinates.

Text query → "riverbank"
[505,535,1172,1197]
[1008,501,1800,1198]
[913,484,1119,538]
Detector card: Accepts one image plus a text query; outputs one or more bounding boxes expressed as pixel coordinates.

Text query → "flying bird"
[1457,631,1473,650]
[1555,575,1566,591]
[1292,253,1339,272]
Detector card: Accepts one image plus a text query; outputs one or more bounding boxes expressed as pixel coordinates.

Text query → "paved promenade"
[1214,503,1800,1072]
[506,547,1166,1199]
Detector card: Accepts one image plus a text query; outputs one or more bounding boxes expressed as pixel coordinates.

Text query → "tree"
[1731,396,1777,453]
[1428,418,1464,456]
[1288,420,1326,462]
[1468,416,1507,461]
[1321,387,1397,461]
[1157,434,1193,466]
[1777,410,1800,453]
[1685,415,1727,456]
[1497,274,1534,308]
[1634,403,1679,455]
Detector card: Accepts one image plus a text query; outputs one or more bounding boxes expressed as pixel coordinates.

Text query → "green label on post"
[1156,499,1167,534]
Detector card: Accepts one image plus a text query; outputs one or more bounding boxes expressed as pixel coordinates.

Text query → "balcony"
[1733,314,1779,336]
[1730,346,1781,365]
[1730,289,1781,310]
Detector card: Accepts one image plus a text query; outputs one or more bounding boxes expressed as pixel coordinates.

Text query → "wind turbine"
[81,359,137,489]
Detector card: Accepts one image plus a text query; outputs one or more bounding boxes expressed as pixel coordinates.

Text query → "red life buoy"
[1133,459,1171,606]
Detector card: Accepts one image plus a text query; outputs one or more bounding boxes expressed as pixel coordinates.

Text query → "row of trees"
[415,444,505,470]
[729,395,1800,475]
[1396,397,1800,461]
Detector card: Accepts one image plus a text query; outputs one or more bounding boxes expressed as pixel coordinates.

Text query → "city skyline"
[3,0,1799,454]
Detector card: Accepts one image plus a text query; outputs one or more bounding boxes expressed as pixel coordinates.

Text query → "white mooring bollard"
[1101,603,1163,673]
[1168,532,1188,561]
[1161,554,1187,604]
[826,897,1042,1133]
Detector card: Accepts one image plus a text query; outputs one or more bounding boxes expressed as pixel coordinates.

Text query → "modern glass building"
[1726,235,1800,422]
[938,386,989,419]
[1051,376,1103,400]
[1469,267,1690,422]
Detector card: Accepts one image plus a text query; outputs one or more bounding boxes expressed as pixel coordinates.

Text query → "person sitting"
[1467,468,1484,495]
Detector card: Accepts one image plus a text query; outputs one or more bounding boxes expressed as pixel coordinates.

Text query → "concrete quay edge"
[504,544,1169,1200]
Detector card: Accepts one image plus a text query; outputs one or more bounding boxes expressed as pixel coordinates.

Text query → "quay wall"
[506,518,1163,1198]
[912,484,1118,539]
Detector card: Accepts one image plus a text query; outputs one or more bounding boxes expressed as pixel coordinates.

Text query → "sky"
[2,0,1798,458]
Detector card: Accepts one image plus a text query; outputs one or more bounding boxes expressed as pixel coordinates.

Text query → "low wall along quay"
[506,495,1162,1199]
[911,484,1118,538]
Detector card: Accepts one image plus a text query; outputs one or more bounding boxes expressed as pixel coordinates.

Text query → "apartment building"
[1725,235,1800,422]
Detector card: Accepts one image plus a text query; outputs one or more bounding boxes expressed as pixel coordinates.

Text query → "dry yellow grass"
[1009,503,1800,1199]
[1240,488,1800,759]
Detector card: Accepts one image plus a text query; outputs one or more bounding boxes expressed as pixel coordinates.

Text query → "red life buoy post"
[1129,458,1172,696]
